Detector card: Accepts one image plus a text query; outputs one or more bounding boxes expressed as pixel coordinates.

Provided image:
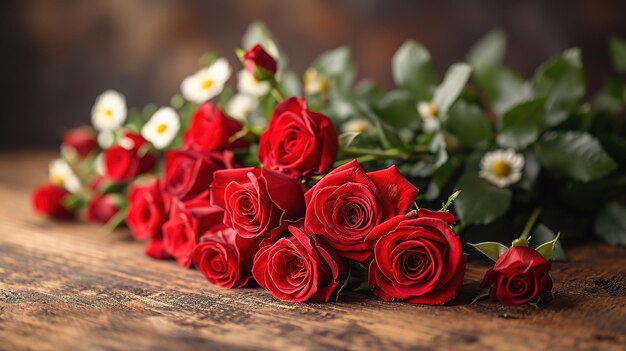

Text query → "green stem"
[343,147,407,158]
[519,207,543,241]
[271,87,284,102]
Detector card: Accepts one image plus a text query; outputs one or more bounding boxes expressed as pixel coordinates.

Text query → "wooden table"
[1,151,625,351]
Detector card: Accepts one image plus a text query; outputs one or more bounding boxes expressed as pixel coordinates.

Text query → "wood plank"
[0,152,625,351]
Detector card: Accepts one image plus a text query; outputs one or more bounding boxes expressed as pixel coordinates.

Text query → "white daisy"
[479,149,525,188]
[49,158,81,193]
[91,90,127,131]
[180,58,231,104]
[237,69,270,97]
[141,107,180,149]
[95,153,105,176]
[418,101,440,133]
[304,68,330,96]
[342,118,373,134]
[226,94,258,122]
[97,130,115,149]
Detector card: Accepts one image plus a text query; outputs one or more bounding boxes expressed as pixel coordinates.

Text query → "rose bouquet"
[32,22,626,305]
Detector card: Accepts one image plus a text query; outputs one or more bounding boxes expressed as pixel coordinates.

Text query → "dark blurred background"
[1,0,625,149]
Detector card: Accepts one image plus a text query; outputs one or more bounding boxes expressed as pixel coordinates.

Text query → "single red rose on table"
[104,132,156,182]
[258,97,338,180]
[164,149,236,201]
[210,167,305,239]
[183,102,249,152]
[193,226,262,289]
[243,44,277,79]
[162,198,224,268]
[32,182,74,219]
[62,126,99,159]
[304,160,419,263]
[365,215,466,305]
[252,225,348,302]
[126,177,168,240]
[86,194,121,224]
[480,246,553,306]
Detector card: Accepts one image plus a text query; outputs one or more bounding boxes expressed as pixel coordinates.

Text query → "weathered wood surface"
[0,151,625,351]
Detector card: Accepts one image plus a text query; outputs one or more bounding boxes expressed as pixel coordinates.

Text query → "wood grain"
[1,151,625,351]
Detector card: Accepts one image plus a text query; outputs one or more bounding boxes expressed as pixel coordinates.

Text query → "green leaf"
[441,190,461,212]
[338,132,360,150]
[535,131,618,182]
[484,67,533,116]
[532,48,585,126]
[313,46,356,93]
[496,97,545,149]
[375,90,420,128]
[470,288,491,304]
[454,167,512,226]
[444,101,492,147]
[609,36,626,74]
[280,71,302,97]
[469,242,509,262]
[531,225,566,261]
[467,29,506,77]
[391,40,438,100]
[433,63,472,116]
[594,202,626,246]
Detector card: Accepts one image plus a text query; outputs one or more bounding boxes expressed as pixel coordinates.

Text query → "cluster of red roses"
[32,43,555,306]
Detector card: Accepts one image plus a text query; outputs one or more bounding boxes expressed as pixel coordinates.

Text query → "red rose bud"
[127,178,168,240]
[304,160,420,263]
[252,226,348,302]
[258,97,338,179]
[32,182,74,219]
[480,246,553,306]
[164,149,236,201]
[183,103,249,152]
[243,44,277,80]
[86,194,121,224]
[210,167,306,240]
[162,198,224,268]
[193,226,262,289]
[104,132,156,182]
[366,215,466,305]
[62,126,99,159]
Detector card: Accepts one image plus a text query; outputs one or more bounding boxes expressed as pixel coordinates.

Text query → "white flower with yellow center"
[141,107,180,149]
[91,90,127,131]
[342,118,373,134]
[237,69,270,97]
[226,93,258,122]
[418,101,440,133]
[181,58,231,104]
[49,158,81,193]
[479,149,525,188]
[304,68,330,96]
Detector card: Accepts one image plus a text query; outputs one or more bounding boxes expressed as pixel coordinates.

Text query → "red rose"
[104,133,156,182]
[480,246,553,305]
[162,198,224,268]
[32,182,74,219]
[417,208,456,225]
[145,236,171,260]
[210,167,305,239]
[193,227,262,289]
[366,215,466,304]
[258,97,338,179]
[243,44,277,79]
[126,178,168,240]
[252,226,348,302]
[183,102,249,152]
[164,149,236,201]
[86,194,121,224]
[304,160,420,263]
[62,126,98,159]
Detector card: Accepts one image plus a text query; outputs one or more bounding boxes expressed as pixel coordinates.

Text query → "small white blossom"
[479,149,525,188]
[97,130,115,149]
[418,101,440,133]
[49,158,81,193]
[91,90,127,131]
[304,68,329,96]
[226,94,258,122]
[237,69,270,97]
[342,118,373,134]
[181,58,231,104]
[141,107,180,149]
[95,153,105,176]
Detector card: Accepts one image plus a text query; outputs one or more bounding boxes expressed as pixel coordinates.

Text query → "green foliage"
[497,98,545,149]
[312,46,356,94]
[444,101,491,147]
[531,225,567,261]
[432,63,472,117]
[609,36,626,74]
[392,40,438,100]
[468,241,509,262]
[594,202,626,246]
[454,166,512,226]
